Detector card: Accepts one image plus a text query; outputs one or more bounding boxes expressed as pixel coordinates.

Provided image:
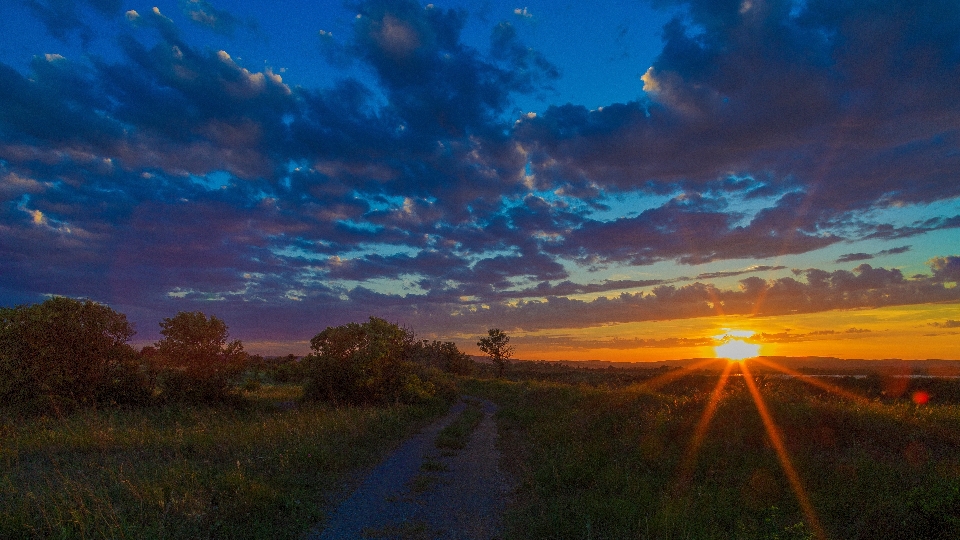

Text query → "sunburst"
[650,345,872,540]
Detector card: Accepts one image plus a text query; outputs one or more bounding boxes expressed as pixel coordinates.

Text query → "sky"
[1,0,959,361]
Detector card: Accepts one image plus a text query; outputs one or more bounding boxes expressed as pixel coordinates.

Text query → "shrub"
[303,317,456,406]
[151,311,247,403]
[410,339,475,375]
[0,297,149,414]
[258,354,309,384]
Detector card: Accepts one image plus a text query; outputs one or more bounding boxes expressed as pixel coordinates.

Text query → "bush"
[257,354,309,384]
[303,317,457,406]
[410,339,475,375]
[0,297,149,414]
[151,311,247,403]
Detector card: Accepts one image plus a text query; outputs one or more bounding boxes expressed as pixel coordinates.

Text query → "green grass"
[463,373,960,540]
[0,384,448,539]
[434,399,484,455]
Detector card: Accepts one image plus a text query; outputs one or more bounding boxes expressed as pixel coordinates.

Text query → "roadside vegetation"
[0,385,445,538]
[464,364,960,540]
[0,298,471,539]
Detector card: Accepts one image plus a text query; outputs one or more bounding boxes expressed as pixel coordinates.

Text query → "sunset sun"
[714,330,761,360]
[715,339,761,360]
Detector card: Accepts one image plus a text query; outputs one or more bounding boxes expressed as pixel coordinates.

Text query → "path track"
[309,397,512,540]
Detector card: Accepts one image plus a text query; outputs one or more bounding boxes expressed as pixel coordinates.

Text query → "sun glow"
[715,339,760,360]
[713,330,760,360]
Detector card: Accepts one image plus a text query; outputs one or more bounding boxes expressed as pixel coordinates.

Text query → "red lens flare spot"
[912,391,930,405]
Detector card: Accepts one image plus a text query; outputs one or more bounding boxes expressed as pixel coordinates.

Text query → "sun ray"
[752,356,870,404]
[676,360,735,488]
[741,362,828,540]
[638,357,727,391]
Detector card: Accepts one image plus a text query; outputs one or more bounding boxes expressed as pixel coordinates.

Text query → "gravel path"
[308,397,512,540]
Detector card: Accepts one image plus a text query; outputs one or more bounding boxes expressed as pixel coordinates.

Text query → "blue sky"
[1,0,959,359]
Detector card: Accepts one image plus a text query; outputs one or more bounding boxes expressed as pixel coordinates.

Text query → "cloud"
[3,0,960,347]
[754,328,872,344]
[837,245,912,263]
[179,0,244,35]
[553,193,838,266]
[516,0,960,248]
[836,253,873,263]
[930,320,960,329]
[929,255,960,282]
[23,0,122,42]
[418,260,960,334]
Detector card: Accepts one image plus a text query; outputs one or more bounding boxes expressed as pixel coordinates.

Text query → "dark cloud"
[554,193,838,266]
[694,265,787,280]
[23,0,122,42]
[755,328,872,344]
[878,246,911,256]
[930,255,960,282]
[930,320,960,329]
[836,252,873,263]
[865,216,960,240]
[421,260,960,334]
[837,245,912,263]
[517,0,960,243]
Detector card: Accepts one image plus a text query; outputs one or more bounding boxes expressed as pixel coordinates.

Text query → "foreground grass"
[0,385,448,539]
[435,399,484,454]
[464,373,960,540]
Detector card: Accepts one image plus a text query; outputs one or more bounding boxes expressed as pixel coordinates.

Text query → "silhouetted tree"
[478,328,513,378]
[152,311,246,402]
[0,297,147,414]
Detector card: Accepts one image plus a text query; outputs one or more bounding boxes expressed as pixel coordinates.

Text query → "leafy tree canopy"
[153,311,246,402]
[478,328,513,377]
[304,317,455,405]
[0,296,145,413]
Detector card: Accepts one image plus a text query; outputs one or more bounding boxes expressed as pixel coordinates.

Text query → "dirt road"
[308,397,512,540]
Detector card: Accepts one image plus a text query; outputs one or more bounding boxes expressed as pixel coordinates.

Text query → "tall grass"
[464,373,960,539]
[0,384,447,539]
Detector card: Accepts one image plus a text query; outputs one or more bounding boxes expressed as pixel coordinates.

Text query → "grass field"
[464,363,960,540]
[6,363,960,539]
[0,384,447,539]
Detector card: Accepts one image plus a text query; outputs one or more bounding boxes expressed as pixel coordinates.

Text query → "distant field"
[466,361,960,539]
[0,385,446,539]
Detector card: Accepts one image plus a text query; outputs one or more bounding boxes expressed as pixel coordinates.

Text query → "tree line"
[0,297,512,415]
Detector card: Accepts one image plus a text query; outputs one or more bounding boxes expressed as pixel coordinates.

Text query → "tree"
[478,328,513,378]
[0,297,147,414]
[303,317,454,405]
[410,339,474,375]
[153,311,246,402]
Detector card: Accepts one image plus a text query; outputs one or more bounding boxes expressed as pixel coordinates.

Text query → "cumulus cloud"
[2,0,960,346]
[517,0,960,242]
[929,255,960,282]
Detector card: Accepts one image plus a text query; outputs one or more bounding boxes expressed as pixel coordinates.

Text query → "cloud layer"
[1,0,959,344]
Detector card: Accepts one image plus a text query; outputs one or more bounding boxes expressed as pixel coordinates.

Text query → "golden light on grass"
[668,351,869,540]
[677,361,735,487]
[741,361,827,540]
[752,356,870,404]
